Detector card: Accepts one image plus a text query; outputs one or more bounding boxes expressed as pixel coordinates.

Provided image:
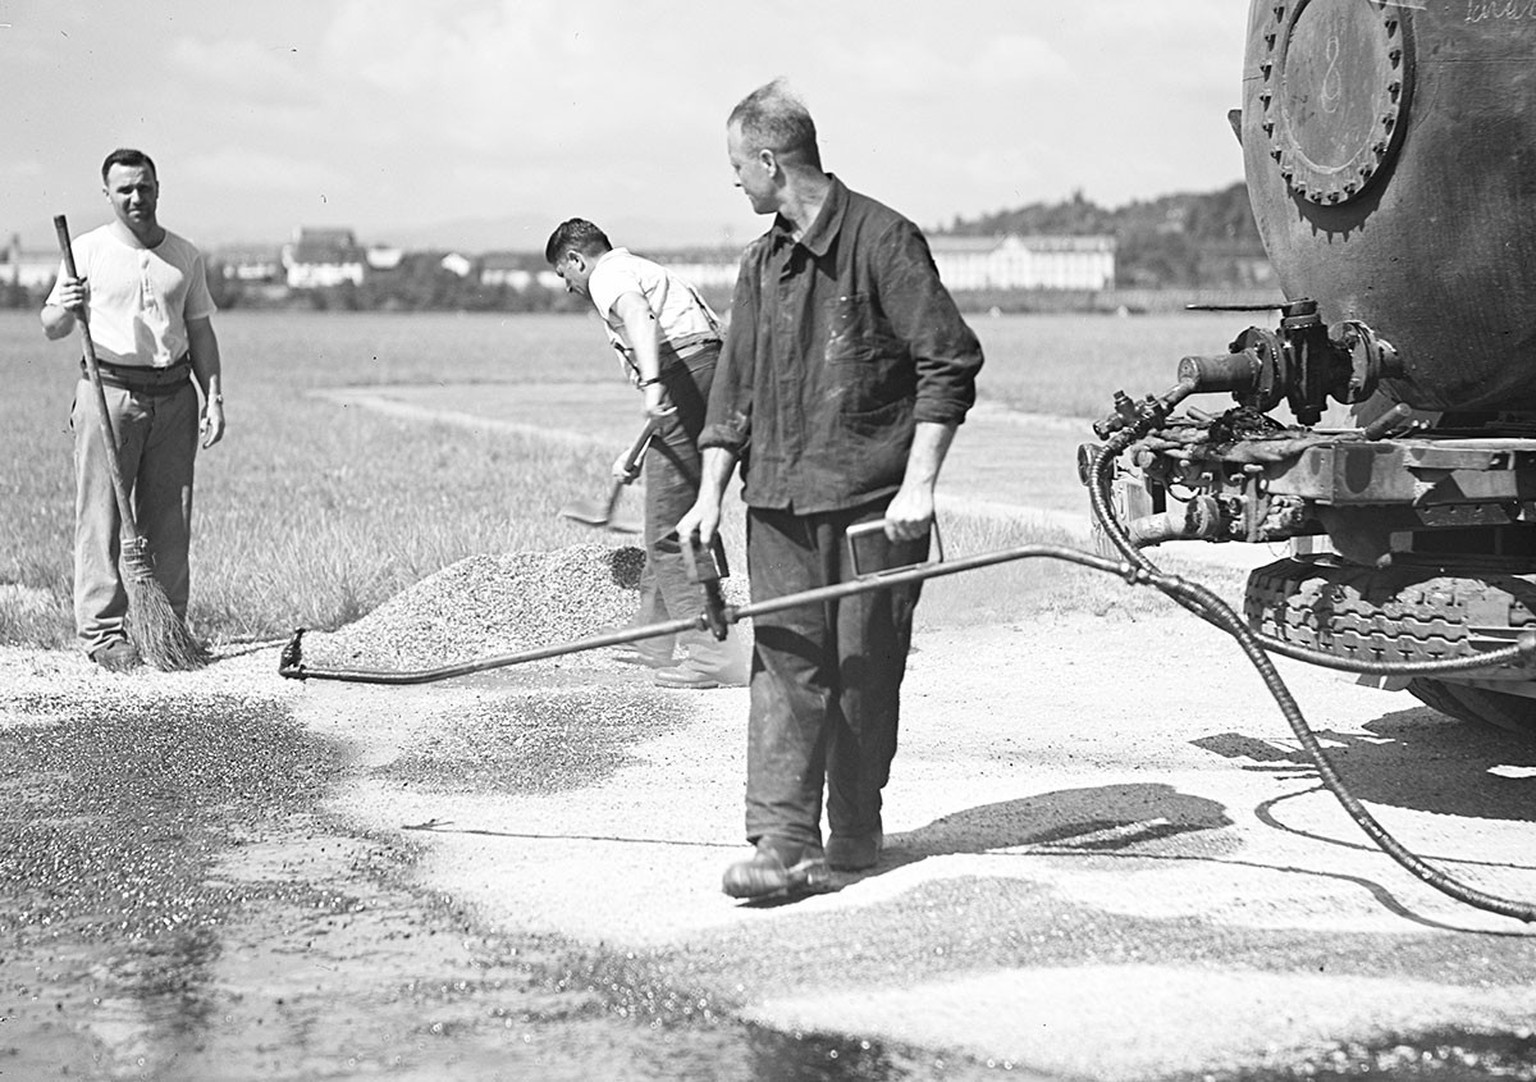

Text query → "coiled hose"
[1087,435,1536,922]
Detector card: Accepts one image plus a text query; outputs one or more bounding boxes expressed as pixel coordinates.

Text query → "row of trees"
[0,182,1269,311]
[947,182,1266,290]
[206,252,589,314]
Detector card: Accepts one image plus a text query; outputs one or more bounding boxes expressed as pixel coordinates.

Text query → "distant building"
[212,244,284,284]
[479,251,538,291]
[927,234,1116,291]
[1196,240,1274,289]
[620,236,1117,295]
[439,252,473,279]
[2,234,62,290]
[283,227,365,289]
[366,245,404,271]
[637,246,741,290]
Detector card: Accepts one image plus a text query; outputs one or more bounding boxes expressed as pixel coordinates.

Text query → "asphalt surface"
[312,382,1536,1077]
[5,387,1535,1079]
[301,610,1536,1080]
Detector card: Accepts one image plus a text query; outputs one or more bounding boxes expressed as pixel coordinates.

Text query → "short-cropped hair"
[101,148,157,183]
[728,79,821,170]
[544,218,613,264]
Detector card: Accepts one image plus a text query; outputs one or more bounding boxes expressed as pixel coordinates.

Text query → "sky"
[3,0,1250,253]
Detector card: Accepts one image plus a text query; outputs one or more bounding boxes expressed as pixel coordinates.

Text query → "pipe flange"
[1228,326,1288,414]
[1263,0,1413,206]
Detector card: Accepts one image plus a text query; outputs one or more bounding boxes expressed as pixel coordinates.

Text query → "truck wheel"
[1245,557,1495,663]
[1405,679,1536,740]
[1245,557,1536,738]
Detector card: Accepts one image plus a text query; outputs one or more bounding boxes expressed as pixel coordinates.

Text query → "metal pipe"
[280,544,1149,685]
[280,617,701,685]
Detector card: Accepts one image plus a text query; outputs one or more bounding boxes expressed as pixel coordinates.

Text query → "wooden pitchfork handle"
[54,214,143,543]
[617,418,659,485]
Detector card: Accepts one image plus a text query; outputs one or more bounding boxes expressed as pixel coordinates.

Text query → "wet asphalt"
[0,670,1010,1080]
[4,671,1533,1080]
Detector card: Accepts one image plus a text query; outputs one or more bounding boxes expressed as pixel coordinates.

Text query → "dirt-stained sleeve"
[700,246,760,454]
[875,220,984,426]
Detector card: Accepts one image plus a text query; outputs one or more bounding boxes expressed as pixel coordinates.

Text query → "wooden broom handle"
[54,214,141,537]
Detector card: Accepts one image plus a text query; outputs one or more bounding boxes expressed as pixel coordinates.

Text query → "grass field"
[0,308,1249,649]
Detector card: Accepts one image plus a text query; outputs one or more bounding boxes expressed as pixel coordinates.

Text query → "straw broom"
[54,214,206,671]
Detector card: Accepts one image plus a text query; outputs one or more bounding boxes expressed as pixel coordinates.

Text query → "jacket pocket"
[825,293,911,412]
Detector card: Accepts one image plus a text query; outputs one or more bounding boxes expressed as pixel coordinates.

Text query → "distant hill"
[944,182,1267,289]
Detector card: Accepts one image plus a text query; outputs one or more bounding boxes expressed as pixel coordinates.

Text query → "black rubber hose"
[1154,568,1536,922]
[1088,438,1536,921]
[1085,441,1536,676]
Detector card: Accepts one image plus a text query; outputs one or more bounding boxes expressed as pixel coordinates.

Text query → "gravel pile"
[297,543,749,673]
[0,543,753,697]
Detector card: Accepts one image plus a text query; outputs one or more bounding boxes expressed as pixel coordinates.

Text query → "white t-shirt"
[585,248,719,382]
[47,225,217,368]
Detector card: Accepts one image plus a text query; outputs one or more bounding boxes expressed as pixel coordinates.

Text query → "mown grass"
[969,309,1244,419]
[0,307,1247,648]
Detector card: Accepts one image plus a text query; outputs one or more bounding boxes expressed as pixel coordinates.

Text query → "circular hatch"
[1259,0,1413,206]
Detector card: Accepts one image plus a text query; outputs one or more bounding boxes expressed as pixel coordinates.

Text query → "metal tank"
[1087,0,1536,738]
[1240,0,1536,413]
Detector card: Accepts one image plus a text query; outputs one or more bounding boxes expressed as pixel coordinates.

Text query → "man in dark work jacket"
[677,79,984,900]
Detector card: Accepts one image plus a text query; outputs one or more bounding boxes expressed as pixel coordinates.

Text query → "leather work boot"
[721,837,831,900]
[654,662,748,690]
[654,664,720,689]
[615,642,674,669]
[826,828,884,872]
[90,640,142,672]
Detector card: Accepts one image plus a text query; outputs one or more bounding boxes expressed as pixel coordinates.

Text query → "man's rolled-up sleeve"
[877,222,984,426]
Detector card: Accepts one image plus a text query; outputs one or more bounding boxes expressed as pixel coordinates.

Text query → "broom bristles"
[121,551,207,672]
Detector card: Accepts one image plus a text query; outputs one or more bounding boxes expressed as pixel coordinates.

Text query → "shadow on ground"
[875,782,1235,877]
[1192,706,1536,823]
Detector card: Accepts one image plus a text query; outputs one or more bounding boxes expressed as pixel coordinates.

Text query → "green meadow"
[0,308,1249,649]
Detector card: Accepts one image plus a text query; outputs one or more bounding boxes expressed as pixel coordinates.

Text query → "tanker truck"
[1089,0,1536,738]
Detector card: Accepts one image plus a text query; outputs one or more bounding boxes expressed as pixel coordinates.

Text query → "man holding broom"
[40,148,225,671]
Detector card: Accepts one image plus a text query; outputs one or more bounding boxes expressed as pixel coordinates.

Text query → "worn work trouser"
[743,500,927,849]
[633,346,743,678]
[71,378,199,652]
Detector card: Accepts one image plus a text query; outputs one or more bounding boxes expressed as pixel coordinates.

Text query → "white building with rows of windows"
[198,230,1119,296]
[926,234,1116,291]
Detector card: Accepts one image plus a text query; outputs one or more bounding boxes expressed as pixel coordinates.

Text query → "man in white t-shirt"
[41,148,226,671]
[546,218,745,688]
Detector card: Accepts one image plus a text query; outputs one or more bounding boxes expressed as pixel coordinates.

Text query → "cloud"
[0,160,46,181]
[972,35,1075,84]
[180,148,350,194]
[813,33,1068,96]
[168,35,313,98]
[0,2,1255,248]
[313,0,587,154]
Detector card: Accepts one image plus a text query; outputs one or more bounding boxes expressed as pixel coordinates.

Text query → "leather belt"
[84,355,193,395]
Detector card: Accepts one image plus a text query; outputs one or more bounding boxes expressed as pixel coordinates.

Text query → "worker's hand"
[610,451,636,483]
[53,275,88,315]
[200,397,225,448]
[643,383,676,422]
[676,495,721,549]
[883,482,935,542]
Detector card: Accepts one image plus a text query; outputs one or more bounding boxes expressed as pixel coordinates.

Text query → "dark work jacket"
[701,175,984,514]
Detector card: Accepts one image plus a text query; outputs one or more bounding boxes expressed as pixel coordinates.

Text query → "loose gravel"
[298,543,645,671]
[296,542,750,675]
